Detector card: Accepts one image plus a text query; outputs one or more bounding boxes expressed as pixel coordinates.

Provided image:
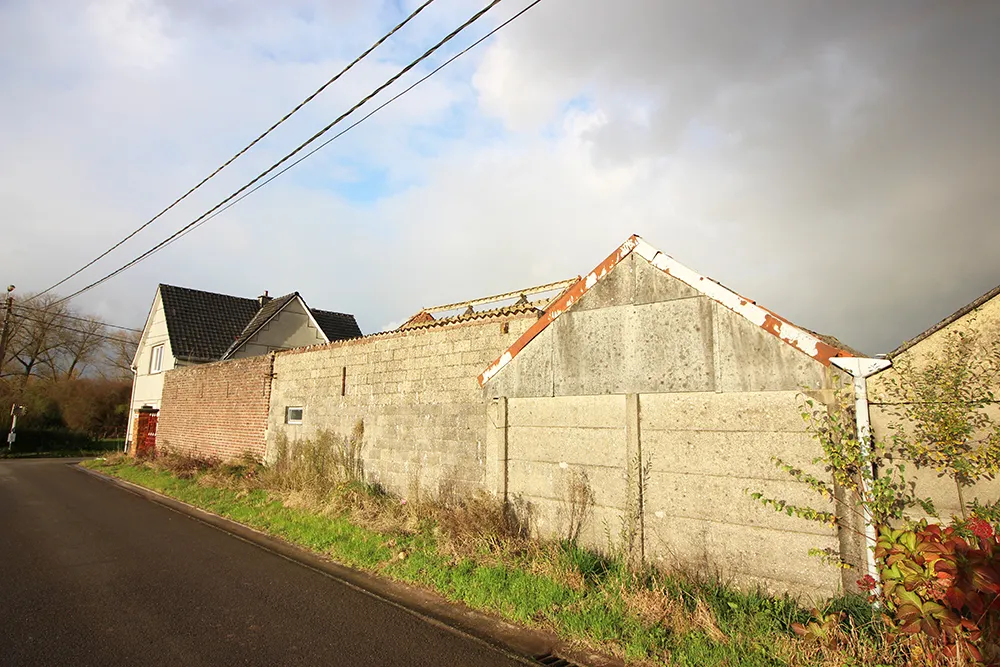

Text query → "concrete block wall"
[639,391,843,600]
[269,315,535,499]
[868,292,1000,518]
[503,395,628,548]
[485,252,858,600]
[157,354,274,460]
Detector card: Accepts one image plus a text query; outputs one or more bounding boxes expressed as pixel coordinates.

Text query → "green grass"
[84,458,883,666]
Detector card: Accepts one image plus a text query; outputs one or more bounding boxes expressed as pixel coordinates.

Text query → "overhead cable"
[13,313,137,346]
[52,0,537,306]
[14,304,142,333]
[166,0,544,251]
[29,0,439,302]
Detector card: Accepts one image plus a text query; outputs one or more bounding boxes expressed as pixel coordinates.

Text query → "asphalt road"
[0,458,527,667]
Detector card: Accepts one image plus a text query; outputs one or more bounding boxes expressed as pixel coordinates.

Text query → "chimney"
[258,291,271,308]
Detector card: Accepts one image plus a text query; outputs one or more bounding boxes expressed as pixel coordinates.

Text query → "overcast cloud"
[1,0,997,354]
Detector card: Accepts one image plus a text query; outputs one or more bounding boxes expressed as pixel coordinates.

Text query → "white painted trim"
[223,294,330,360]
[633,239,833,362]
[285,406,304,425]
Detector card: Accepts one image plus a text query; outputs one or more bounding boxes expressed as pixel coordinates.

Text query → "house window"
[285,407,304,425]
[149,344,164,374]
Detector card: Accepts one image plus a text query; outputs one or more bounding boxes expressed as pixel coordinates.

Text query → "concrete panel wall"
[268,315,535,499]
[640,391,844,600]
[506,395,627,549]
[485,252,855,599]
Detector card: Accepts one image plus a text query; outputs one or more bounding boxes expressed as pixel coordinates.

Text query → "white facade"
[126,290,185,443]
[229,297,328,359]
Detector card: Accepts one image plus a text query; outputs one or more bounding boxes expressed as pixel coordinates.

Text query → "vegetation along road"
[0,458,526,667]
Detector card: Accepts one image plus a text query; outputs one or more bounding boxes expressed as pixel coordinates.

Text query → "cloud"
[1,0,997,355]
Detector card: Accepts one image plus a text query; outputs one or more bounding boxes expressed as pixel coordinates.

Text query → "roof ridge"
[479,235,854,386]
[160,283,258,304]
[888,282,1000,358]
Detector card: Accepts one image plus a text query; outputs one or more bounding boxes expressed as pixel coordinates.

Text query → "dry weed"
[432,491,527,558]
[774,619,907,667]
[619,582,727,643]
[148,449,218,479]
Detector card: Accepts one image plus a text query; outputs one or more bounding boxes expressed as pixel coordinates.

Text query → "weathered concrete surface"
[269,315,535,500]
[505,395,627,549]
[486,253,855,599]
[868,291,1000,519]
[712,302,832,393]
[640,391,844,599]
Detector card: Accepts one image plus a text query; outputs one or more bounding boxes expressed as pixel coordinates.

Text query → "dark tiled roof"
[888,283,1000,359]
[159,284,260,362]
[312,308,363,341]
[158,284,361,361]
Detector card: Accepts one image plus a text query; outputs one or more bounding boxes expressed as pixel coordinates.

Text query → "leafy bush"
[875,519,1000,665]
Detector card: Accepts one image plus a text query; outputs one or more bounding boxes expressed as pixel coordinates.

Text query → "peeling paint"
[478,234,851,386]
[635,239,847,366]
[478,236,641,385]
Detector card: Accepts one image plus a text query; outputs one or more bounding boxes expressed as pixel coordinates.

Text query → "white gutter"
[831,357,891,596]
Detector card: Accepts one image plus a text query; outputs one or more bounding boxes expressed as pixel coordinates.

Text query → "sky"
[1,0,997,355]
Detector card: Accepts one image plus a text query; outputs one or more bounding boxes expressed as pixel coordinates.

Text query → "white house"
[126,284,361,448]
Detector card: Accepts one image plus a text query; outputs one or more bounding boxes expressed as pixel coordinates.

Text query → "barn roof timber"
[478,235,855,386]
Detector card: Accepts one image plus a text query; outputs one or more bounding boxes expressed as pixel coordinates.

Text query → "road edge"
[75,463,622,667]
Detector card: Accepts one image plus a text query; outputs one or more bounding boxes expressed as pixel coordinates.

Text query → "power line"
[13,304,142,333]
[168,0,545,251]
[53,0,534,307]
[12,313,137,346]
[29,0,439,303]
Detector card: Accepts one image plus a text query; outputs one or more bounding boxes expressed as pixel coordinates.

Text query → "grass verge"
[83,452,899,666]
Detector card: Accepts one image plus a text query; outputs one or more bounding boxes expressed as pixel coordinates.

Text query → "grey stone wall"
[268,315,535,499]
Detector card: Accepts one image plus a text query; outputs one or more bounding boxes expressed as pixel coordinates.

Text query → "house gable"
[482,235,854,393]
[132,287,176,376]
[226,294,331,359]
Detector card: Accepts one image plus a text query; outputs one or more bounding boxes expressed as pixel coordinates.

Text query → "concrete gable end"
[481,235,850,388]
[567,252,704,313]
[634,252,701,304]
[712,302,839,392]
[485,252,721,397]
[484,323,554,398]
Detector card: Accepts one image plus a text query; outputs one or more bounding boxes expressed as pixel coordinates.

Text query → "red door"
[134,408,159,458]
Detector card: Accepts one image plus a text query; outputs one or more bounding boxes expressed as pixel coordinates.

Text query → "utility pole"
[0,285,14,372]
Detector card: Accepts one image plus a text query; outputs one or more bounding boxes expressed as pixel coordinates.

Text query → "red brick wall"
[157,354,274,461]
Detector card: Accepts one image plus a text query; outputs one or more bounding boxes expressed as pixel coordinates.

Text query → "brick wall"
[268,315,535,499]
[157,353,274,461]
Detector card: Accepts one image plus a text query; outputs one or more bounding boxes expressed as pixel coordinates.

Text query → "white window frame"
[285,406,304,425]
[149,344,164,374]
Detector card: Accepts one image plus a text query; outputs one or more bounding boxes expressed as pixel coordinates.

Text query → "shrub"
[875,519,1000,665]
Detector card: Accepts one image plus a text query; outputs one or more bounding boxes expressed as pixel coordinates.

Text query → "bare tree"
[3,294,68,385]
[103,329,141,381]
[44,316,109,380]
